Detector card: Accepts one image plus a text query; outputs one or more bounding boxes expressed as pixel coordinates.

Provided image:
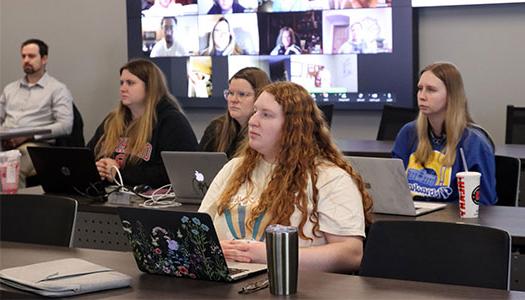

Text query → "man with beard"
[150,16,189,57]
[0,39,73,187]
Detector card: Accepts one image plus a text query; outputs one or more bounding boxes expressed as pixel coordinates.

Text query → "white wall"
[417,4,525,144]
[1,1,524,144]
[0,0,128,142]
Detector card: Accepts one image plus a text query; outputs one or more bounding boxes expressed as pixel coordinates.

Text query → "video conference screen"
[126,0,416,110]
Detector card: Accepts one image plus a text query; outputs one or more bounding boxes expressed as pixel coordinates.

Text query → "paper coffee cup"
[456,171,481,218]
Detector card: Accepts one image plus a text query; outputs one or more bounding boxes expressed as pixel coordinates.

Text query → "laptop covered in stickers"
[117,207,266,282]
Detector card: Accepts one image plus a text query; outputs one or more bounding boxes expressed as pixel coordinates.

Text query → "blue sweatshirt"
[392,121,496,205]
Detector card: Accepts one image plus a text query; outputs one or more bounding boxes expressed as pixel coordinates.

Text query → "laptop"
[117,207,267,281]
[27,146,105,198]
[346,156,447,216]
[161,151,228,204]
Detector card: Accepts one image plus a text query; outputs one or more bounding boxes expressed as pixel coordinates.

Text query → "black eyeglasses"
[223,89,254,101]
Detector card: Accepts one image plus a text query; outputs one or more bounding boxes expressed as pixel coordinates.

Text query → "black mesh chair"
[0,194,78,247]
[495,155,521,206]
[318,104,334,129]
[360,220,511,290]
[376,105,418,141]
[505,105,525,144]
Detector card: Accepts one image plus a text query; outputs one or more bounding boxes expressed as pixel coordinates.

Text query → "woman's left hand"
[220,240,266,264]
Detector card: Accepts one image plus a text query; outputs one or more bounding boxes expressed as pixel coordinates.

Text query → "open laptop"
[346,156,447,216]
[161,151,228,204]
[117,207,266,282]
[27,146,105,198]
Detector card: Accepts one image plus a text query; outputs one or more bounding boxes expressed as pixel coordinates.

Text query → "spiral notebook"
[161,151,228,204]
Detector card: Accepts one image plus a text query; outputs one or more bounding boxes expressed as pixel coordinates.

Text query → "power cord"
[108,165,181,208]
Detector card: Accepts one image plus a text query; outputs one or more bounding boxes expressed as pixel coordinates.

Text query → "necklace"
[429,129,446,146]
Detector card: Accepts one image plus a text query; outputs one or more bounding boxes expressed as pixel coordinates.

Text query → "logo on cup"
[471,185,480,205]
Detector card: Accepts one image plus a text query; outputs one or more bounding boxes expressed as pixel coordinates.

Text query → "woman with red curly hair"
[199,81,372,273]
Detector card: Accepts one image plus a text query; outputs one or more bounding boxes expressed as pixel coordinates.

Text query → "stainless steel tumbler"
[265,224,298,295]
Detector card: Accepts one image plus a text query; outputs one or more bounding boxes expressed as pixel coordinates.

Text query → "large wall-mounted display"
[127,0,416,110]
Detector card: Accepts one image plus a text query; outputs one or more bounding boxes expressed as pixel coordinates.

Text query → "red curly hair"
[216,81,373,240]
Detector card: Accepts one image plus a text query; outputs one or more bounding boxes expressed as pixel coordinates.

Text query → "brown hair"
[211,67,271,155]
[94,59,182,164]
[216,81,373,240]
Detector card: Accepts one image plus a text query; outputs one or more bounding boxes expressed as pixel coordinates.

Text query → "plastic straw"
[459,147,468,172]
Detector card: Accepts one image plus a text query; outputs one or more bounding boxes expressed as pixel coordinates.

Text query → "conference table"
[0,127,52,150]
[1,242,524,299]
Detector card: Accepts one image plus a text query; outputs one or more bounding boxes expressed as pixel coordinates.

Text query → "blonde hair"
[414,62,473,166]
[216,81,373,240]
[94,59,182,164]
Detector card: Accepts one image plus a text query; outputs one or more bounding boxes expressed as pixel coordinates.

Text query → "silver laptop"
[346,156,447,216]
[161,151,228,204]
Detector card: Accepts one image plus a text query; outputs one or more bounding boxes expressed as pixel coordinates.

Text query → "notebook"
[117,207,267,282]
[346,156,447,216]
[161,151,228,204]
[27,146,105,198]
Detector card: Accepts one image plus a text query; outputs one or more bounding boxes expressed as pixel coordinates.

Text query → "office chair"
[0,194,78,247]
[505,105,525,144]
[376,105,418,141]
[26,104,85,187]
[495,155,521,206]
[55,103,85,147]
[318,104,334,129]
[360,220,511,290]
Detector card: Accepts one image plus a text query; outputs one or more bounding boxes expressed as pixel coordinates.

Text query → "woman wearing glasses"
[199,67,271,158]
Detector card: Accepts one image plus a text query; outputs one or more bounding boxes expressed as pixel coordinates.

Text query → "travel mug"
[265,224,298,296]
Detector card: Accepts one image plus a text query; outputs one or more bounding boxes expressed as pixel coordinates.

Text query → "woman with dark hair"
[208,0,245,14]
[392,62,496,204]
[201,17,243,56]
[200,67,271,158]
[270,26,302,55]
[199,81,373,273]
[88,59,198,188]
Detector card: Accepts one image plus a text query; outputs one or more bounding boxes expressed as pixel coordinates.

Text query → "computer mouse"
[132,184,151,194]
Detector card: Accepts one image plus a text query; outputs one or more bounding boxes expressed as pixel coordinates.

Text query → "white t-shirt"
[198,158,365,248]
[150,38,188,57]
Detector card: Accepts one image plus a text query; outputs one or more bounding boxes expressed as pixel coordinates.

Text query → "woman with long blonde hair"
[88,59,198,188]
[392,62,496,204]
[199,67,271,158]
[199,81,373,273]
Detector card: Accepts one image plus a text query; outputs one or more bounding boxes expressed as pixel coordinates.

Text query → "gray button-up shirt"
[0,72,73,140]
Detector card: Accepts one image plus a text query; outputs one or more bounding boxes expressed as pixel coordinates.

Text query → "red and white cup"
[457,171,481,218]
[0,150,21,194]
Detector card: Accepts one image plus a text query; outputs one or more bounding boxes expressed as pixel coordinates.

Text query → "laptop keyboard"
[228,267,249,275]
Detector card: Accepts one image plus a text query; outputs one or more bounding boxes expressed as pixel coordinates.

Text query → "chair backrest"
[0,194,78,247]
[318,104,334,129]
[360,220,511,290]
[55,103,85,147]
[505,105,525,144]
[495,155,521,206]
[376,104,418,141]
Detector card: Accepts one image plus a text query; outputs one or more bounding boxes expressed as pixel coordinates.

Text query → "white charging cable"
[109,165,180,208]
